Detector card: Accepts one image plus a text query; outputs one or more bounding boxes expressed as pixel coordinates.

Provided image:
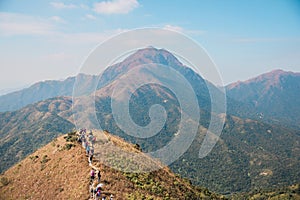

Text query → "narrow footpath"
[76,129,114,200]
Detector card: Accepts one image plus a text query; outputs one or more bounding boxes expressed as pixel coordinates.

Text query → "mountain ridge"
[226,69,300,130]
[0,47,299,195]
[0,74,98,112]
[0,131,224,199]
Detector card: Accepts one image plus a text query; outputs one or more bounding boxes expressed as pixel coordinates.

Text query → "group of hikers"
[78,128,96,164]
[77,129,114,200]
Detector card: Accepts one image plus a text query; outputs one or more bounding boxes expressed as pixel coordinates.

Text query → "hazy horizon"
[1,0,300,92]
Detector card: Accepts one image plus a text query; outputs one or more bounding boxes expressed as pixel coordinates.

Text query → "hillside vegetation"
[226,69,300,130]
[0,97,75,173]
[0,130,225,200]
[95,89,300,194]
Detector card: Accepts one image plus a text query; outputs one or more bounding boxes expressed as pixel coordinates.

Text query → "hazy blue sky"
[0,0,299,93]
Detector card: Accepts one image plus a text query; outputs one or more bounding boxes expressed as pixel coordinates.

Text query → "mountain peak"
[227,69,299,89]
[245,69,299,84]
[122,46,184,67]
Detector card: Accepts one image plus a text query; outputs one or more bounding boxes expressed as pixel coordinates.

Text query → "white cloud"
[85,14,97,20]
[163,25,184,32]
[50,2,77,9]
[0,12,125,45]
[93,0,139,14]
[50,16,66,23]
[55,29,127,45]
[163,24,205,36]
[0,12,55,36]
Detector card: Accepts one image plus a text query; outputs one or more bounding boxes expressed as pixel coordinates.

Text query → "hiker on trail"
[91,169,95,182]
[86,143,90,155]
[90,183,96,199]
[77,136,82,143]
[95,188,101,200]
[91,136,96,147]
[89,132,93,138]
[90,148,94,157]
[83,139,87,149]
[110,194,113,200]
[97,170,101,183]
[89,151,93,163]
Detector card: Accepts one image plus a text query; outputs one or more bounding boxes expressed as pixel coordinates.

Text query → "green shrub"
[64,143,75,150]
[41,155,50,164]
[0,177,10,186]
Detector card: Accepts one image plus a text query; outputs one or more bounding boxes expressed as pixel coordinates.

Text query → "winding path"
[77,130,112,200]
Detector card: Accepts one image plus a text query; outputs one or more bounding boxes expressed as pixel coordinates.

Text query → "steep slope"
[95,90,300,193]
[0,74,98,112]
[0,131,224,200]
[226,69,300,129]
[171,115,300,193]
[0,97,75,173]
[0,134,89,200]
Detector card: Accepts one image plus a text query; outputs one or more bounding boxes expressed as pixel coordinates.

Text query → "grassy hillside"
[0,131,225,200]
[230,184,300,199]
[95,90,300,194]
[171,115,300,194]
[0,134,88,200]
[0,97,75,173]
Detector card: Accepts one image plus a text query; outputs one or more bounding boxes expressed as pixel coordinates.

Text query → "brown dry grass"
[0,135,89,200]
[0,130,223,200]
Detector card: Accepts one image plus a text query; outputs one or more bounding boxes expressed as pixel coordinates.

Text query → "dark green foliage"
[0,98,75,173]
[64,143,75,150]
[40,155,50,171]
[40,155,50,164]
[133,143,142,152]
[122,171,220,199]
[170,115,300,194]
[95,91,300,194]
[29,155,39,162]
[63,131,77,143]
[230,184,300,199]
[0,176,10,186]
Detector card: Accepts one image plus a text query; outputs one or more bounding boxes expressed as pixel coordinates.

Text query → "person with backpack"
[97,170,101,183]
[95,188,101,200]
[90,169,95,182]
[89,151,93,163]
[90,183,96,199]
[86,143,90,156]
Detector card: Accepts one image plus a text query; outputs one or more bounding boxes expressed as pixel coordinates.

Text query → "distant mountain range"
[226,69,300,130]
[0,47,299,194]
[0,74,98,112]
[1,59,299,131]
